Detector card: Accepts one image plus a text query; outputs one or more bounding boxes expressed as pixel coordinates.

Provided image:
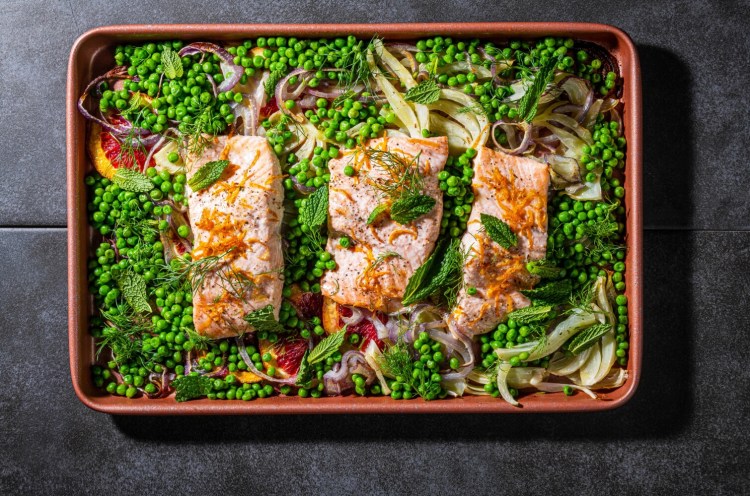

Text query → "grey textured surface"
[1,0,750,227]
[1,229,748,495]
[1,1,750,494]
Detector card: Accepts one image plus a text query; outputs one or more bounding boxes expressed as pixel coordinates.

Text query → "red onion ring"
[178,42,242,92]
[296,94,318,110]
[291,175,316,195]
[491,120,532,155]
[323,350,375,395]
[428,328,473,367]
[78,66,135,135]
[205,73,219,97]
[274,68,314,111]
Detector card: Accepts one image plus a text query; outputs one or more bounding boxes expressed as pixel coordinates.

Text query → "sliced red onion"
[160,230,192,263]
[184,350,192,375]
[476,46,495,63]
[236,338,297,384]
[296,94,319,109]
[206,73,219,97]
[416,70,430,82]
[440,366,472,382]
[290,175,316,195]
[553,103,584,116]
[205,364,228,378]
[178,42,242,92]
[106,237,120,260]
[144,135,167,167]
[166,209,193,246]
[341,306,364,326]
[609,107,622,130]
[78,66,134,135]
[386,45,417,73]
[491,120,532,155]
[428,329,472,369]
[145,371,175,398]
[274,68,314,111]
[323,350,375,395]
[371,315,390,341]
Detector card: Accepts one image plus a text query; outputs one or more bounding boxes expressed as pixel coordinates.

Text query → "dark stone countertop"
[0,1,748,494]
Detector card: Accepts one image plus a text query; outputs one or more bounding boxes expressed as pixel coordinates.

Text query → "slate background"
[1,1,748,494]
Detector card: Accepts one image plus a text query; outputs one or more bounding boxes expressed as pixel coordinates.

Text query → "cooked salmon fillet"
[449,146,549,336]
[320,136,449,313]
[185,136,284,338]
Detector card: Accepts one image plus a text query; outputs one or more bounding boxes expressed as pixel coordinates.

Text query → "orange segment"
[87,123,116,179]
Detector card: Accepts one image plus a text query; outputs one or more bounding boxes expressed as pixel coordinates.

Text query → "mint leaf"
[302,186,329,228]
[173,375,214,402]
[521,279,572,305]
[367,204,388,225]
[404,79,441,105]
[162,46,184,80]
[526,259,564,279]
[188,159,229,191]
[506,304,555,324]
[402,243,443,306]
[307,328,347,365]
[112,168,153,193]
[117,272,151,314]
[243,304,285,333]
[390,194,436,225]
[568,323,612,355]
[295,350,313,388]
[402,239,464,307]
[480,213,517,249]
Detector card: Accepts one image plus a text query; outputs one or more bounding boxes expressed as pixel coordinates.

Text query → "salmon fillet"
[449,146,549,336]
[185,136,284,338]
[321,136,449,313]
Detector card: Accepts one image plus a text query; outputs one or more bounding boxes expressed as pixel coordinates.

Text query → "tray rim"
[67,22,642,415]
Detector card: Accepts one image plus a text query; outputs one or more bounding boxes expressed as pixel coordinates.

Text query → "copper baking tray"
[67,23,642,414]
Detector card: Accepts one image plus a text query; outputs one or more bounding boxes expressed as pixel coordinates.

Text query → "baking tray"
[67,23,642,414]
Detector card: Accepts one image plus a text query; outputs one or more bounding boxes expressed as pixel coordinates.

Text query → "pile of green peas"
[585,119,627,196]
[110,41,235,136]
[438,148,477,237]
[303,97,391,147]
[387,332,452,401]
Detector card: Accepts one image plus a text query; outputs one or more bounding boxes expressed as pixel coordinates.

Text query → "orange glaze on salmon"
[321,136,449,313]
[185,136,284,339]
[449,146,549,336]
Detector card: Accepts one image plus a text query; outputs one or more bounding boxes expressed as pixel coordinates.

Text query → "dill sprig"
[365,250,403,274]
[159,249,234,291]
[379,341,414,380]
[364,148,425,200]
[116,101,152,168]
[171,102,221,157]
[185,327,212,351]
[582,202,624,258]
[96,305,151,363]
[325,36,381,91]
[568,280,597,313]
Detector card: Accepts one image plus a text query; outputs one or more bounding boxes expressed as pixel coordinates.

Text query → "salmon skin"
[321,136,449,313]
[185,136,284,339]
[449,146,549,336]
